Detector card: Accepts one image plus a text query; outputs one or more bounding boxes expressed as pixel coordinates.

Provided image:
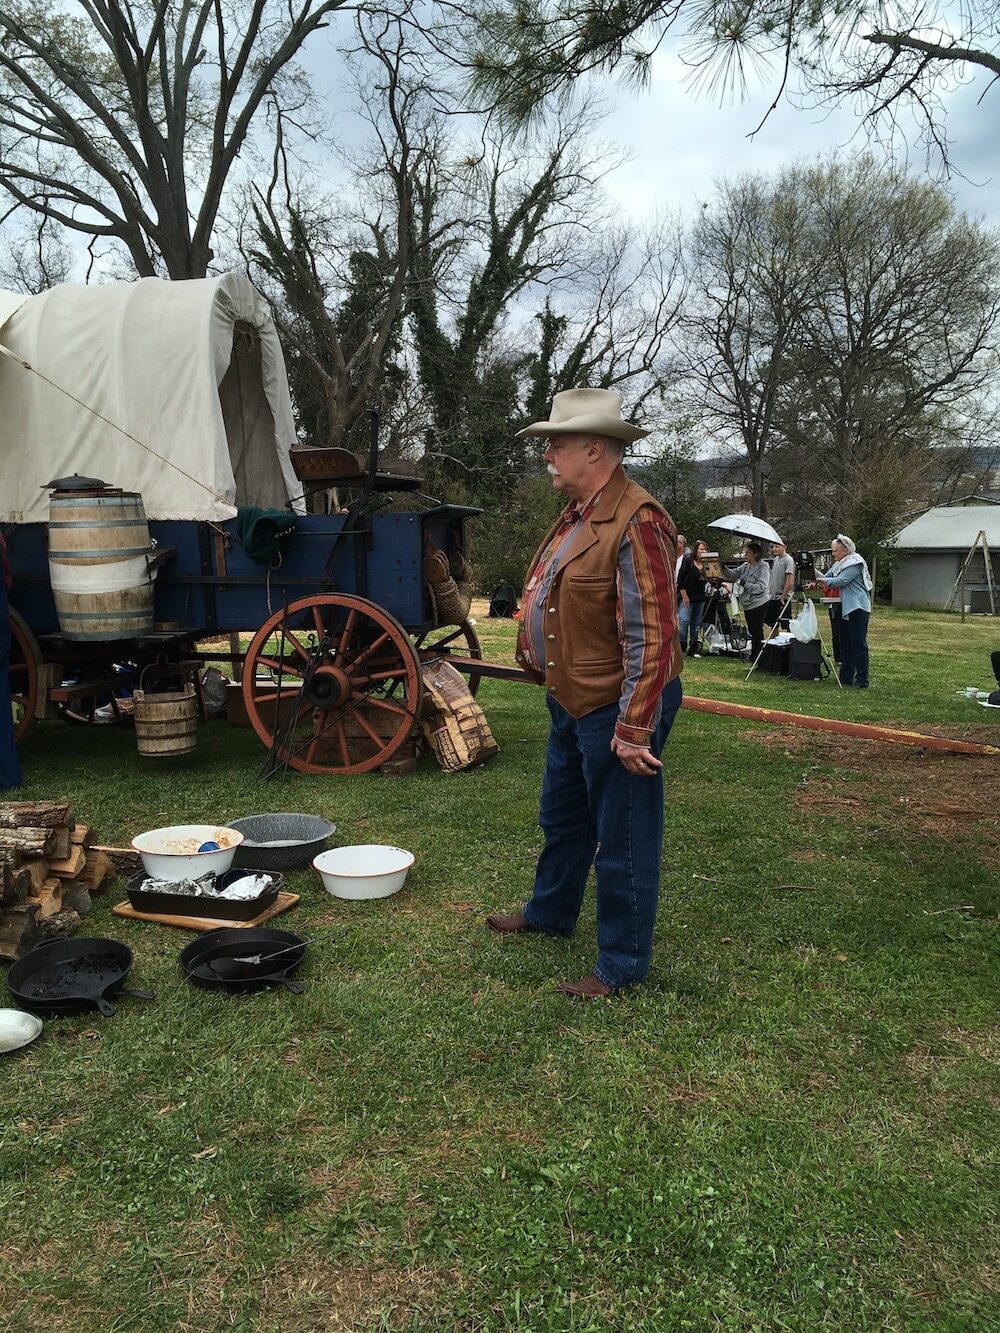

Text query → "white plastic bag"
[701,625,724,655]
[790,599,818,643]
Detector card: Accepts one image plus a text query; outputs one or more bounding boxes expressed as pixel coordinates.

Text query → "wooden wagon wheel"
[412,619,483,695]
[8,608,40,746]
[242,594,423,775]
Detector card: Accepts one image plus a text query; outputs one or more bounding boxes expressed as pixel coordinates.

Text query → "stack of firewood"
[0,800,124,958]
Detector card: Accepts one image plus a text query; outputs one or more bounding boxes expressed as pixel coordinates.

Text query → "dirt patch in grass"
[737,725,1000,851]
[938,1024,1000,1062]
[259,1259,462,1331]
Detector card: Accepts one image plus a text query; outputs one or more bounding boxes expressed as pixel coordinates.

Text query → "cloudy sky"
[308,23,998,231]
[583,53,998,227]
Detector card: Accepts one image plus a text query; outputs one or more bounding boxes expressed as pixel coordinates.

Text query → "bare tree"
[784,158,1000,547]
[242,16,433,449]
[0,213,71,291]
[407,109,631,490]
[514,215,687,470]
[689,158,1000,547]
[684,173,824,516]
[0,0,352,279]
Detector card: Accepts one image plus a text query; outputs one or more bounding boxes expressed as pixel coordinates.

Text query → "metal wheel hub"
[303,664,351,710]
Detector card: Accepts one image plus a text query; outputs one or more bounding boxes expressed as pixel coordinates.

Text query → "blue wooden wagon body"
[5,495,490,774]
[6,505,478,639]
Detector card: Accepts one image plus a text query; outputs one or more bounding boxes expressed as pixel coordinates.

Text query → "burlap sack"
[419,658,499,772]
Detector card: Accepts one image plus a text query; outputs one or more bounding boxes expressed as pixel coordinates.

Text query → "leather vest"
[516,469,681,718]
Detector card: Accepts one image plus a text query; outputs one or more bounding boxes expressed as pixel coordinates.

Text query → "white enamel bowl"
[0,1008,43,1055]
[312,844,414,900]
[131,824,244,881]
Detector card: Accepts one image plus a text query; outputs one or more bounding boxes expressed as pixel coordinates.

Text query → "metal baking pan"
[125,868,283,920]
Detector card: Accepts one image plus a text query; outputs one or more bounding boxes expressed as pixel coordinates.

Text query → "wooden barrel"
[47,491,154,640]
[133,684,198,758]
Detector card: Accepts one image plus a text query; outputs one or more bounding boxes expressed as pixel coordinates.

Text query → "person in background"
[0,532,22,790]
[727,541,771,663]
[677,538,709,657]
[674,533,687,580]
[766,537,796,628]
[487,388,683,998]
[820,534,873,687]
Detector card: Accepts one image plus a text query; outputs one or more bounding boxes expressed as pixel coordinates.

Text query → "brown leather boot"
[486,910,535,935]
[555,973,616,999]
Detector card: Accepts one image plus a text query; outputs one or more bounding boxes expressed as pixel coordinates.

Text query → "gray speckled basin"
[229,813,336,871]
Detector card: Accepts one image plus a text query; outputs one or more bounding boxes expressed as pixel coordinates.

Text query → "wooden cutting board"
[111,891,300,932]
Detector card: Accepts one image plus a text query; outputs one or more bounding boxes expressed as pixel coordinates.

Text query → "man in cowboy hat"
[486,389,683,997]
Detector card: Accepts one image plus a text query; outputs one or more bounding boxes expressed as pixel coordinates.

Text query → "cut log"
[1,866,32,907]
[0,828,58,858]
[30,878,63,918]
[70,824,96,848]
[25,908,81,950]
[61,883,92,916]
[79,851,113,893]
[0,901,40,960]
[48,845,87,880]
[0,847,23,873]
[20,859,49,894]
[0,801,74,829]
[90,846,141,879]
[49,826,72,861]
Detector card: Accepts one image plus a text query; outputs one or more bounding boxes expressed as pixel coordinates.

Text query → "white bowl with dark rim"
[0,1008,43,1055]
[312,845,414,900]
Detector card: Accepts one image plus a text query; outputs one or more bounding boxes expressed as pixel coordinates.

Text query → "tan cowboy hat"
[516,388,649,443]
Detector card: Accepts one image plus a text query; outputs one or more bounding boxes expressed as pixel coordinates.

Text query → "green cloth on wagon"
[235,507,298,566]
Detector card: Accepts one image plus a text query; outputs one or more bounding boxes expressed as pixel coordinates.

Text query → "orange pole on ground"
[682,695,1000,757]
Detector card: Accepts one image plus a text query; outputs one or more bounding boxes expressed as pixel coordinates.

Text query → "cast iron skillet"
[179,927,306,994]
[7,938,155,1017]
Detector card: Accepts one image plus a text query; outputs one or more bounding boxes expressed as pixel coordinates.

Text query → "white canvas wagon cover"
[0,272,300,523]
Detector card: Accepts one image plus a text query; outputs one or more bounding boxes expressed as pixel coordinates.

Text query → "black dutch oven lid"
[43,474,109,492]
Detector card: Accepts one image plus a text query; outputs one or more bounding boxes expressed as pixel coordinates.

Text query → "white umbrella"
[708,513,782,544]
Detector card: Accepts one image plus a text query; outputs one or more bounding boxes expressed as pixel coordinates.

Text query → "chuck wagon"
[1,275,487,775]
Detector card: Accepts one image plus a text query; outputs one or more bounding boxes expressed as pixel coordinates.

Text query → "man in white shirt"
[766,538,796,627]
[674,534,687,580]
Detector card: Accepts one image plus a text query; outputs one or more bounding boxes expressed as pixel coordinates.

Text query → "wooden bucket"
[47,491,154,640]
[133,683,198,758]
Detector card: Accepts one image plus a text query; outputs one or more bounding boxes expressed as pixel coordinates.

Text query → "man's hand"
[611,735,663,775]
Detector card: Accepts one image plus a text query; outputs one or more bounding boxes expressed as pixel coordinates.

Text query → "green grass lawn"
[1,608,998,1331]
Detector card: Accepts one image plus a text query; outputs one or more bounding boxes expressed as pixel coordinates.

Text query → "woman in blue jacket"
[822,534,873,688]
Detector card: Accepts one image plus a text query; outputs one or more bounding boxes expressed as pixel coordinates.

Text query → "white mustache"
[546,464,561,476]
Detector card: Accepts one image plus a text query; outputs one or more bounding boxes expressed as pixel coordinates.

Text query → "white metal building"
[891,501,1000,610]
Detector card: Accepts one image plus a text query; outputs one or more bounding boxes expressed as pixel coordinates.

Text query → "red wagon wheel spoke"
[363,695,410,718]
[241,594,422,775]
[335,608,358,659]
[255,653,305,679]
[8,609,40,746]
[344,630,391,677]
[345,707,385,748]
[282,629,311,662]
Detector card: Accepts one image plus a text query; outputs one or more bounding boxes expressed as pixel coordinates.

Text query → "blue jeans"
[839,609,869,686]
[678,600,705,654]
[523,677,683,989]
